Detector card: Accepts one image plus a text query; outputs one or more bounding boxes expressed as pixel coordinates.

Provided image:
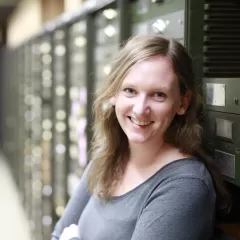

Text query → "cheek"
[155,103,176,119]
[116,97,132,110]
[115,99,131,119]
[155,104,177,132]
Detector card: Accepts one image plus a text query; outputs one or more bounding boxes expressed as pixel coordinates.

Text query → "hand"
[59,224,79,240]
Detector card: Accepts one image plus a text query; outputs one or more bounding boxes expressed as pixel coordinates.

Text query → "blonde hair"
[88,36,230,212]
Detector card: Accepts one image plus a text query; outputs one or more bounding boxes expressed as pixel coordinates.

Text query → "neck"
[128,139,165,168]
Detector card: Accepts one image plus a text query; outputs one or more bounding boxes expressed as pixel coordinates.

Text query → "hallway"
[0,153,32,240]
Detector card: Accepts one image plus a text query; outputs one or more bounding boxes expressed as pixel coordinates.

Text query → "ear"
[109,96,116,106]
[176,90,192,115]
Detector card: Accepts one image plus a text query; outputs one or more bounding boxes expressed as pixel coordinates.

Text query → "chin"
[126,134,150,144]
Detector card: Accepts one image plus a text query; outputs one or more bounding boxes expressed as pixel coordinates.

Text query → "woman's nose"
[132,96,150,116]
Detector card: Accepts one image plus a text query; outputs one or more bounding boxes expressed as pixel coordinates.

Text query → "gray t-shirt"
[51,157,216,240]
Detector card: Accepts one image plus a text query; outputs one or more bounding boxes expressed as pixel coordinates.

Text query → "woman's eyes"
[153,92,166,99]
[123,88,136,95]
[123,88,166,100]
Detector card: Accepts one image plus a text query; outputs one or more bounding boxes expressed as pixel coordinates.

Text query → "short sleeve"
[131,177,216,240]
[51,162,92,240]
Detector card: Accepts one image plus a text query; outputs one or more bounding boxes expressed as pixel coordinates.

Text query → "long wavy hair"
[88,35,230,214]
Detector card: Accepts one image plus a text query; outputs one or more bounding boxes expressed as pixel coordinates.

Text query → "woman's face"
[110,55,189,145]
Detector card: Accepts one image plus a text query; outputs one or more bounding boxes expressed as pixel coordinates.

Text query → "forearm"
[51,163,92,239]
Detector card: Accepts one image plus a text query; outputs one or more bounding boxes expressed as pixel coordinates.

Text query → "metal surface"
[206,83,226,107]
[202,3,240,187]
[204,110,240,148]
[214,150,235,180]
[42,0,116,34]
[150,10,184,42]
[86,15,95,160]
[203,78,240,115]
[29,39,43,240]
[132,0,185,44]
[216,118,233,140]
[40,33,54,239]
[184,0,204,85]
[16,47,25,196]
[117,0,131,46]
[204,109,240,186]
[51,27,69,225]
[93,2,118,90]
[67,19,88,196]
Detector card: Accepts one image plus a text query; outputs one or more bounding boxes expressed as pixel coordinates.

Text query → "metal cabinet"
[40,34,54,239]
[23,42,34,231]
[52,28,69,223]
[132,0,185,45]
[29,40,43,240]
[93,3,119,89]
[202,2,240,187]
[2,48,20,187]
[2,49,16,170]
[16,47,25,196]
[68,20,88,196]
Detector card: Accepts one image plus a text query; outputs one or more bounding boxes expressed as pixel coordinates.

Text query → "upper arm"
[51,163,92,240]
[131,178,216,240]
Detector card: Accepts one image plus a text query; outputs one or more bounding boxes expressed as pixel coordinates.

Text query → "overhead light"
[55,143,66,154]
[56,110,66,120]
[74,36,86,47]
[103,65,112,75]
[152,19,167,34]
[55,45,66,56]
[40,42,51,54]
[42,131,52,141]
[42,119,52,130]
[104,25,117,37]
[103,9,117,19]
[55,85,66,96]
[56,122,66,133]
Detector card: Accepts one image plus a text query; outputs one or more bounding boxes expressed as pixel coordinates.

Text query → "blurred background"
[0,0,240,239]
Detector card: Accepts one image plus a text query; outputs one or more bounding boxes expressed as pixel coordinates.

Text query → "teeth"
[131,118,152,126]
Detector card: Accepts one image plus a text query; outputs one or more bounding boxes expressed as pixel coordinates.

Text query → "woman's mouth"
[128,117,153,126]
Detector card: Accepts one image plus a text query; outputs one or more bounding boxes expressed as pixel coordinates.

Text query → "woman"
[52,35,229,240]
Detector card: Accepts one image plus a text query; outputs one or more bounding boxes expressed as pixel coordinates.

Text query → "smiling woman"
[109,55,187,146]
[52,35,230,240]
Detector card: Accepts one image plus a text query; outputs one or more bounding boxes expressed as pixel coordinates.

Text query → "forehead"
[122,55,178,90]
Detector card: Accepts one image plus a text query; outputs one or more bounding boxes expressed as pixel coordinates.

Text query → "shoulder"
[141,157,216,210]
[136,158,216,240]
[142,158,216,215]
[157,157,215,192]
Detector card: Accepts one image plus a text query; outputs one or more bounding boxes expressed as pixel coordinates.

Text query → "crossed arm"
[51,164,91,240]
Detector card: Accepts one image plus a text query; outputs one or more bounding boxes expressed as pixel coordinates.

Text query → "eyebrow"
[121,83,170,92]
[121,83,136,88]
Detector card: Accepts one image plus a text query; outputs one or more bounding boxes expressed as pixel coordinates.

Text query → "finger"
[59,228,71,240]
[59,225,79,240]
[69,224,79,235]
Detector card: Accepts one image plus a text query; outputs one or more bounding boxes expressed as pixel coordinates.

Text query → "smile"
[129,117,153,126]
